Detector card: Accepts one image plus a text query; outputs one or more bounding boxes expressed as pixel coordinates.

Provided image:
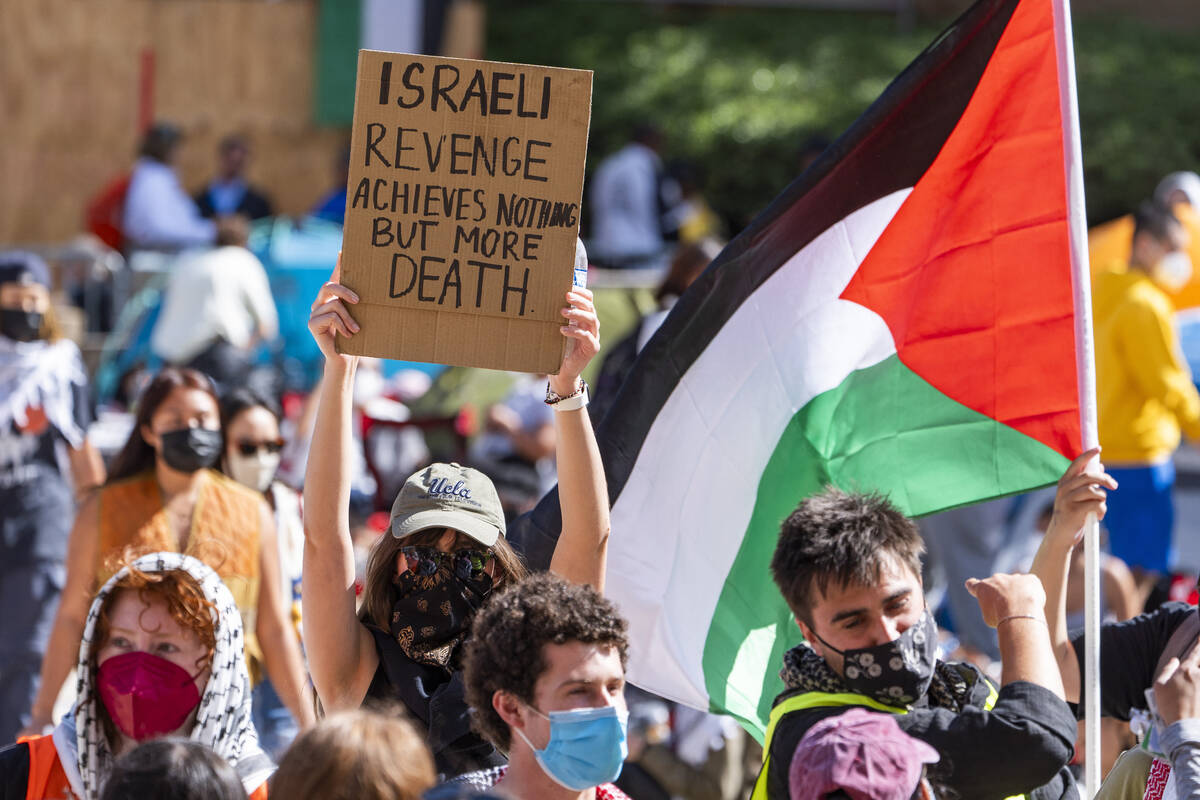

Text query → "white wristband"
[552,384,589,412]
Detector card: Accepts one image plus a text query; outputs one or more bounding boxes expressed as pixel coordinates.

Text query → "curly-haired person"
[426,573,633,800]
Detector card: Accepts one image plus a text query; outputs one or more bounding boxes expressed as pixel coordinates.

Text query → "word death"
[387,253,531,317]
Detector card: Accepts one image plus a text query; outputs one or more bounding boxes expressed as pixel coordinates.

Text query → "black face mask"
[158,428,223,473]
[389,564,493,670]
[0,309,43,342]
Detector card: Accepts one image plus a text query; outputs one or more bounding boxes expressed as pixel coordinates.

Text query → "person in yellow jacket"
[1093,200,1196,599]
[1088,172,1200,311]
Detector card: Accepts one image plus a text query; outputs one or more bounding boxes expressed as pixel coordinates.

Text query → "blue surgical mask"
[515,704,629,791]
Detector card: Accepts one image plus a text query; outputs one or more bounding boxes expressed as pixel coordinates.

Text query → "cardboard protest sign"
[338,50,593,374]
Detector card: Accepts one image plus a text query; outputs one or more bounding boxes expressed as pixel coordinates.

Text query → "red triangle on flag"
[841,0,1081,459]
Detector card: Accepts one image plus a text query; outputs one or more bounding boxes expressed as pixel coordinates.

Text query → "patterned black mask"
[389,562,492,670]
[810,608,938,707]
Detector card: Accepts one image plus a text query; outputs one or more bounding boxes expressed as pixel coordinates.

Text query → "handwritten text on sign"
[339,52,592,372]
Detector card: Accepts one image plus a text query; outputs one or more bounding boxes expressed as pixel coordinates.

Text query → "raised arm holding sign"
[302,248,609,777]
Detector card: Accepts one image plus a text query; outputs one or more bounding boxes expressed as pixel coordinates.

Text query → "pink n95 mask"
[96,651,203,740]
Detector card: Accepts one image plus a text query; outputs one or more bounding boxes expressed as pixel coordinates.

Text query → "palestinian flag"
[514,0,1086,736]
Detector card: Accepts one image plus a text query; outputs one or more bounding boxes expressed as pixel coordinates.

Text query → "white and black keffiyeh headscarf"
[54,552,272,800]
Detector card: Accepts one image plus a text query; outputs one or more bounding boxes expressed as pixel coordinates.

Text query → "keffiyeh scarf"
[67,552,272,800]
[1143,758,1175,800]
[779,641,977,712]
[0,336,88,447]
[437,766,632,800]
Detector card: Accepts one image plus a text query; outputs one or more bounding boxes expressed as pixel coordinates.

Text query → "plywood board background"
[0,0,348,245]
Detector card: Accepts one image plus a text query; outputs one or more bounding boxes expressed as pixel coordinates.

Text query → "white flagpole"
[1050,0,1100,794]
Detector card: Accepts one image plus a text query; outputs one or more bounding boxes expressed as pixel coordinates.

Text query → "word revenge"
[361,124,552,182]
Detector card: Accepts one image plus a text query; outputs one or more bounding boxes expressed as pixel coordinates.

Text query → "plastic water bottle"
[573,238,588,289]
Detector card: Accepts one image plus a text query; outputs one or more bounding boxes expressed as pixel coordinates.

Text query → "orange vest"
[18,734,69,800]
[18,733,269,799]
[96,470,264,668]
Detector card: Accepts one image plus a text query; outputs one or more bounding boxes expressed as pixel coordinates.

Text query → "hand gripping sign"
[338,51,593,374]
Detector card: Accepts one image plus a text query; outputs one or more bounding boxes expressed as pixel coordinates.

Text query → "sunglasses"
[401,545,494,581]
[235,439,284,457]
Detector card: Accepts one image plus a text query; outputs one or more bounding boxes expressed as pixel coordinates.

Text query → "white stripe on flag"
[608,188,913,710]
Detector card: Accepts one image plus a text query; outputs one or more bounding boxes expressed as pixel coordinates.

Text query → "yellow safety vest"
[749,682,1027,800]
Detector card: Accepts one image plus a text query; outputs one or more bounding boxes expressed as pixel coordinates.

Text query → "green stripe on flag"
[701,353,1070,739]
[314,0,362,126]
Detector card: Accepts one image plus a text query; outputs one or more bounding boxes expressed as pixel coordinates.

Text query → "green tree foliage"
[487,2,1200,229]
[1074,15,1200,223]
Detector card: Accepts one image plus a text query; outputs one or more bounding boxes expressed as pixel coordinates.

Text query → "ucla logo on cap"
[427,477,472,501]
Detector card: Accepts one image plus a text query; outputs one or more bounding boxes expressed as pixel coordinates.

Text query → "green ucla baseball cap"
[389,463,506,547]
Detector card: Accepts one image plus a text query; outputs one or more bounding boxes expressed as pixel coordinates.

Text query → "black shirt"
[363,625,505,779]
[194,183,274,220]
[764,674,1078,800]
[1070,601,1195,721]
[0,742,31,800]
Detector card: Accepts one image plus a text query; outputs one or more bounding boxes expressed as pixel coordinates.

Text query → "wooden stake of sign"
[337,51,593,374]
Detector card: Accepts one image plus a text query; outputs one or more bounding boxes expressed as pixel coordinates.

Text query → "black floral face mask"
[810,608,938,707]
[389,555,493,670]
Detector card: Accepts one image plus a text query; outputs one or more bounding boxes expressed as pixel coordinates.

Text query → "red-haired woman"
[0,552,273,799]
[24,368,313,738]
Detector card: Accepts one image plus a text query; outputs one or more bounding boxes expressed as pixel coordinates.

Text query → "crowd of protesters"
[6,113,1200,800]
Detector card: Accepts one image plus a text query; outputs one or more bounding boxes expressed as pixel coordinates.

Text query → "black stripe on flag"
[510,0,1021,568]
